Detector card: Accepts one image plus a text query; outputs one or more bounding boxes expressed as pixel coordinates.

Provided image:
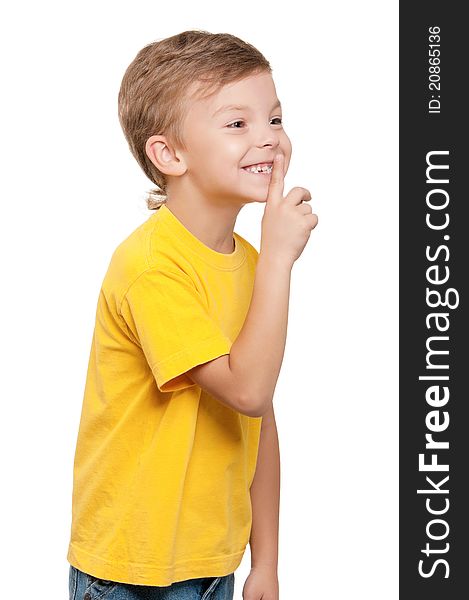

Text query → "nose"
[255,124,281,150]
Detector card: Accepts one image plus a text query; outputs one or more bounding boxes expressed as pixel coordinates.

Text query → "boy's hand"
[242,566,279,600]
[260,153,318,267]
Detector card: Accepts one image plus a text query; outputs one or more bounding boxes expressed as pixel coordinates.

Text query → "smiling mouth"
[241,163,273,174]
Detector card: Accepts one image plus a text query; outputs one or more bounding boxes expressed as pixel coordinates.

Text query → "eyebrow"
[212,100,282,117]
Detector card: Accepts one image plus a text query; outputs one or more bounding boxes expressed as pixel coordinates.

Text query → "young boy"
[67,30,317,600]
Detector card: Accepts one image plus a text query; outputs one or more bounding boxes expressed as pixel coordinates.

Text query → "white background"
[0,1,398,598]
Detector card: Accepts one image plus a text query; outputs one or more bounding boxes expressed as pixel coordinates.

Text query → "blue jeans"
[69,565,235,600]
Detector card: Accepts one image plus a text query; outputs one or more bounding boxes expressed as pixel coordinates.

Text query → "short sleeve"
[120,268,232,393]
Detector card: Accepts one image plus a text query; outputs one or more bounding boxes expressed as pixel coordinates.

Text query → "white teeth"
[244,164,273,174]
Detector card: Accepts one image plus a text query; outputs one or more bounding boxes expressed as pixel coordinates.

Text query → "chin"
[243,196,268,205]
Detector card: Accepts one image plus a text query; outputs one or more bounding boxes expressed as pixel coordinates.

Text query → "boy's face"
[176,71,292,205]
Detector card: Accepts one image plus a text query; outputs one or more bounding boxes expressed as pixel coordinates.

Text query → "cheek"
[223,137,247,160]
[281,132,293,157]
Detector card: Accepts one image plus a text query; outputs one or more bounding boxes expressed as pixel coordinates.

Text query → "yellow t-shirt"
[67,204,263,586]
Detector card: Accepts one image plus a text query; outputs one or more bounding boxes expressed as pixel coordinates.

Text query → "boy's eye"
[227,120,245,128]
[226,117,283,129]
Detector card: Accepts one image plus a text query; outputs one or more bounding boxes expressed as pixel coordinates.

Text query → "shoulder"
[103,213,156,279]
[101,211,186,308]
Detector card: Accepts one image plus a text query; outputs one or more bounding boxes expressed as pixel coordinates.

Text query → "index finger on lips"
[266,153,285,204]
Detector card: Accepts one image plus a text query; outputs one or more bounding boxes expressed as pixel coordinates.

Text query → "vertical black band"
[400,2,467,596]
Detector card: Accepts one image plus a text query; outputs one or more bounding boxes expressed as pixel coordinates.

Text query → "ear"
[145,135,187,177]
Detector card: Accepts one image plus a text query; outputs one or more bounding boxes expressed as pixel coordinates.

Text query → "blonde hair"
[117,30,272,210]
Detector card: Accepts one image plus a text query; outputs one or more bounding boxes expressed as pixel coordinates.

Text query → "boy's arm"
[187,155,300,419]
[187,252,292,417]
[188,153,316,419]
[249,403,280,573]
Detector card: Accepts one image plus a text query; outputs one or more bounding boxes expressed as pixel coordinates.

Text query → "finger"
[298,202,313,215]
[266,153,285,204]
[307,213,319,230]
[285,186,312,207]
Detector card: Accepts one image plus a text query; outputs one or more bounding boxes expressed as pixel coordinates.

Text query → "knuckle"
[293,186,307,194]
